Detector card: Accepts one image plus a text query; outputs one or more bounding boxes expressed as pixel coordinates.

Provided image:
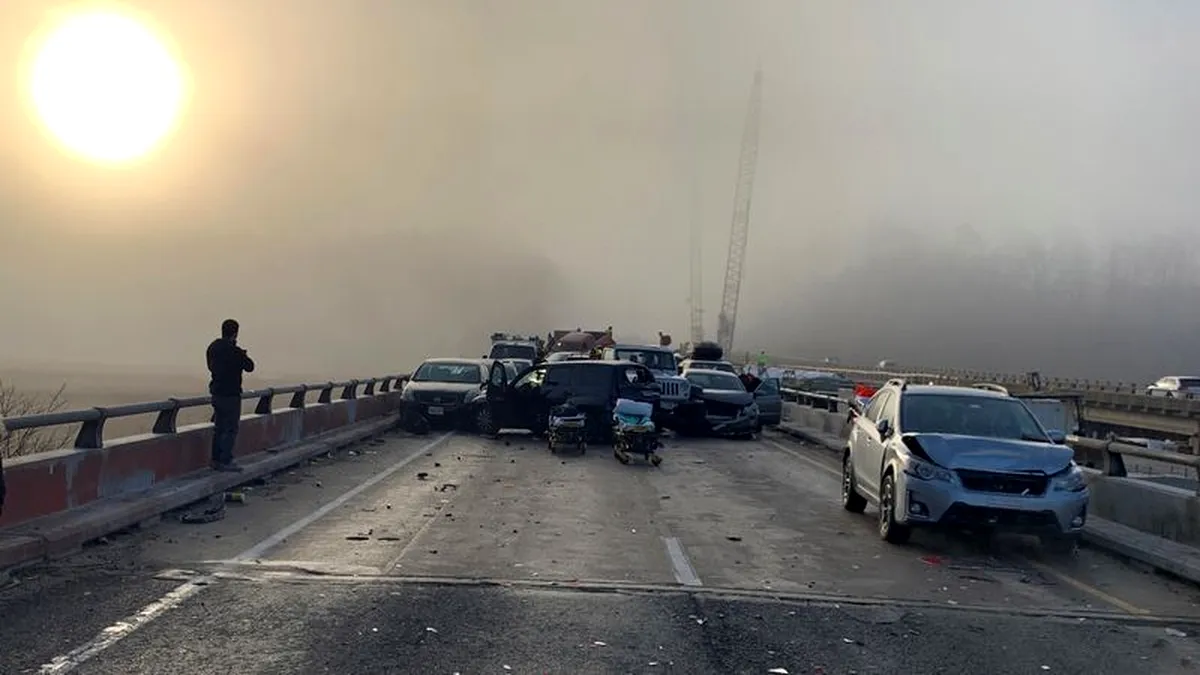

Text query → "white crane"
[715,67,763,355]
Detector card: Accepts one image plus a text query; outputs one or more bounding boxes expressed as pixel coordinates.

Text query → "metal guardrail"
[2,374,410,450]
[780,384,1200,490]
[772,358,1200,410]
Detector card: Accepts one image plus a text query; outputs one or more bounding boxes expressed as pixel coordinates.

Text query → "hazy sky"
[2,1,1199,381]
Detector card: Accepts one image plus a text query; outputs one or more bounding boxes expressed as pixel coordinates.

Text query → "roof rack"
[884,377,907,391]
[971,383,1010,395]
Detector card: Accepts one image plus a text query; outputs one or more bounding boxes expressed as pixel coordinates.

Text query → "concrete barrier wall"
[781,401,1200,545]
[0,391,402,530]
[1082,470,1200,546]
[782,402,847,441]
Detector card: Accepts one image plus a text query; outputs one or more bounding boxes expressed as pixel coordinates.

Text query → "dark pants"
[211,396,241,465]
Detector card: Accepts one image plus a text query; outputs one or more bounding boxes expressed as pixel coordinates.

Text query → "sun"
[25,8,187,164]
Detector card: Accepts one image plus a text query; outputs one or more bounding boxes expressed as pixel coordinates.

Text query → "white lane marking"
[663,536,703,587]
[38,432,454,675]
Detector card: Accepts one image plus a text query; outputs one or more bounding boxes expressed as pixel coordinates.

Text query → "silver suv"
[601,345,691,410]
[841,380,1088,552]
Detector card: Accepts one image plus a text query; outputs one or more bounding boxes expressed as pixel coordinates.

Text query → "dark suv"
[481,360,660,440]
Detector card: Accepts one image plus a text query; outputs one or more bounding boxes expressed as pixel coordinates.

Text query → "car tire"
[841,453,867,514]
[878,472,912,544]
[474,407,495,437]
[1043,533,1080,557]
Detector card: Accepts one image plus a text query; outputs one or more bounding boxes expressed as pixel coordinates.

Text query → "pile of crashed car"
[396,329,783,453]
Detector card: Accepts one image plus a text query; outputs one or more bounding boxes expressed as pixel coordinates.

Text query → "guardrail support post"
[75,408,106,449]
[289,386,307,409]
[152,400,180,435]
[363,379,376,396]
[380,377,393,392]
[318,383,334,404]
[341,381,358,400]
[255,389,275,415]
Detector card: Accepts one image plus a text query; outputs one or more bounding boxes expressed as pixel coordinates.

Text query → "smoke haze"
[1,1,1198,383]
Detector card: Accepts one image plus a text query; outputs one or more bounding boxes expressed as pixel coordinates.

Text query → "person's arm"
[241,348,255,373]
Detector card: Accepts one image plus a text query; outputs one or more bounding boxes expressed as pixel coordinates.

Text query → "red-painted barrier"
[0,390,402,530]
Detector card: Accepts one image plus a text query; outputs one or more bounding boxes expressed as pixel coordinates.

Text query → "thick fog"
[1,1,1198,383]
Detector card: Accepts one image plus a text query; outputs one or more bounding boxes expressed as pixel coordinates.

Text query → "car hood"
[649,369,685,381]
[404,381,483,395]
[902,433,1073,474]
[697,390,754,406]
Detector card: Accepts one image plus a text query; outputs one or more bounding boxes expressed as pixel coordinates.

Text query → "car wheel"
[841,453,867,514]
[878,472,912,544]
[1043,533,1080,557]
[474,406,495,436]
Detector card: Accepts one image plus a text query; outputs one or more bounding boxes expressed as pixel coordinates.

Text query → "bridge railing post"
[75,408,106,449]
[254,389,275,415]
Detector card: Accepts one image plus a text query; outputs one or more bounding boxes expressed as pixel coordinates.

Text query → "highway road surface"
[5,430,1200,674]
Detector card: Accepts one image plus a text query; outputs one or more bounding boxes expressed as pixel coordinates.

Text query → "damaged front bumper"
[708,412,759,435]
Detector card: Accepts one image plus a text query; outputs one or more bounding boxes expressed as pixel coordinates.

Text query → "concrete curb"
[0,414,398,571]
[774,421,1200,586]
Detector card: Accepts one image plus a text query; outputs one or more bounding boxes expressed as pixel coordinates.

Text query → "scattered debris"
[438,483,458,492]
[417,472,429,480]
[767,668,789,674]
[920,555,945,566]
[1166,628,1189,638]
[592,641,607,647]
[726,536,743,542]
[426,627,439,634]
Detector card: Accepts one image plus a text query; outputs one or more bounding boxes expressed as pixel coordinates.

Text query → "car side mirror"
[1046,429,1067,444]
[876,418,892,438]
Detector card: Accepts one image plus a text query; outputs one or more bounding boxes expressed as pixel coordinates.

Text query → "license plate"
[427,406,444,416]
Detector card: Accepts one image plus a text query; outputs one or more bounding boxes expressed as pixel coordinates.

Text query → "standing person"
[756,350,769,376]
[207,319,255,472]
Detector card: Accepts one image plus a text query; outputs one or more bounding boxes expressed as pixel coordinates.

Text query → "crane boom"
[716,67,762,354]
[688,171,705,346]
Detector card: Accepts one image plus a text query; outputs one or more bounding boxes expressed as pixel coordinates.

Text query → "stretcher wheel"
[650,453,662,467]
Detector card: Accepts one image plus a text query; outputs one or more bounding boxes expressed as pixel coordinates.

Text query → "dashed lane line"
[37,432,455,675]
[663,536,703,586]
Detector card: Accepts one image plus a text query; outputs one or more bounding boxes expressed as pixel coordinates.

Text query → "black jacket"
[207,338,255,397]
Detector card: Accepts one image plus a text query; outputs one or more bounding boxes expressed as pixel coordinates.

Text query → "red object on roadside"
[854,383,878,399]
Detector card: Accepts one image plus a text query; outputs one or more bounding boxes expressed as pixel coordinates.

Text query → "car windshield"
[490,344,537,360]
[900,394,1049,442]
[689,361,737,374]
[412,362,483,384]
[685,371,746,392]
[614,349,675,371]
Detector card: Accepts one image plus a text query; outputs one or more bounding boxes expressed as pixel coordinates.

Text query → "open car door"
[752,376,783,426]
[486,360,515,433]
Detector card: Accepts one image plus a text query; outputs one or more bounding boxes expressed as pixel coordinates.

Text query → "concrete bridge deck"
[4,430,1199,674]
